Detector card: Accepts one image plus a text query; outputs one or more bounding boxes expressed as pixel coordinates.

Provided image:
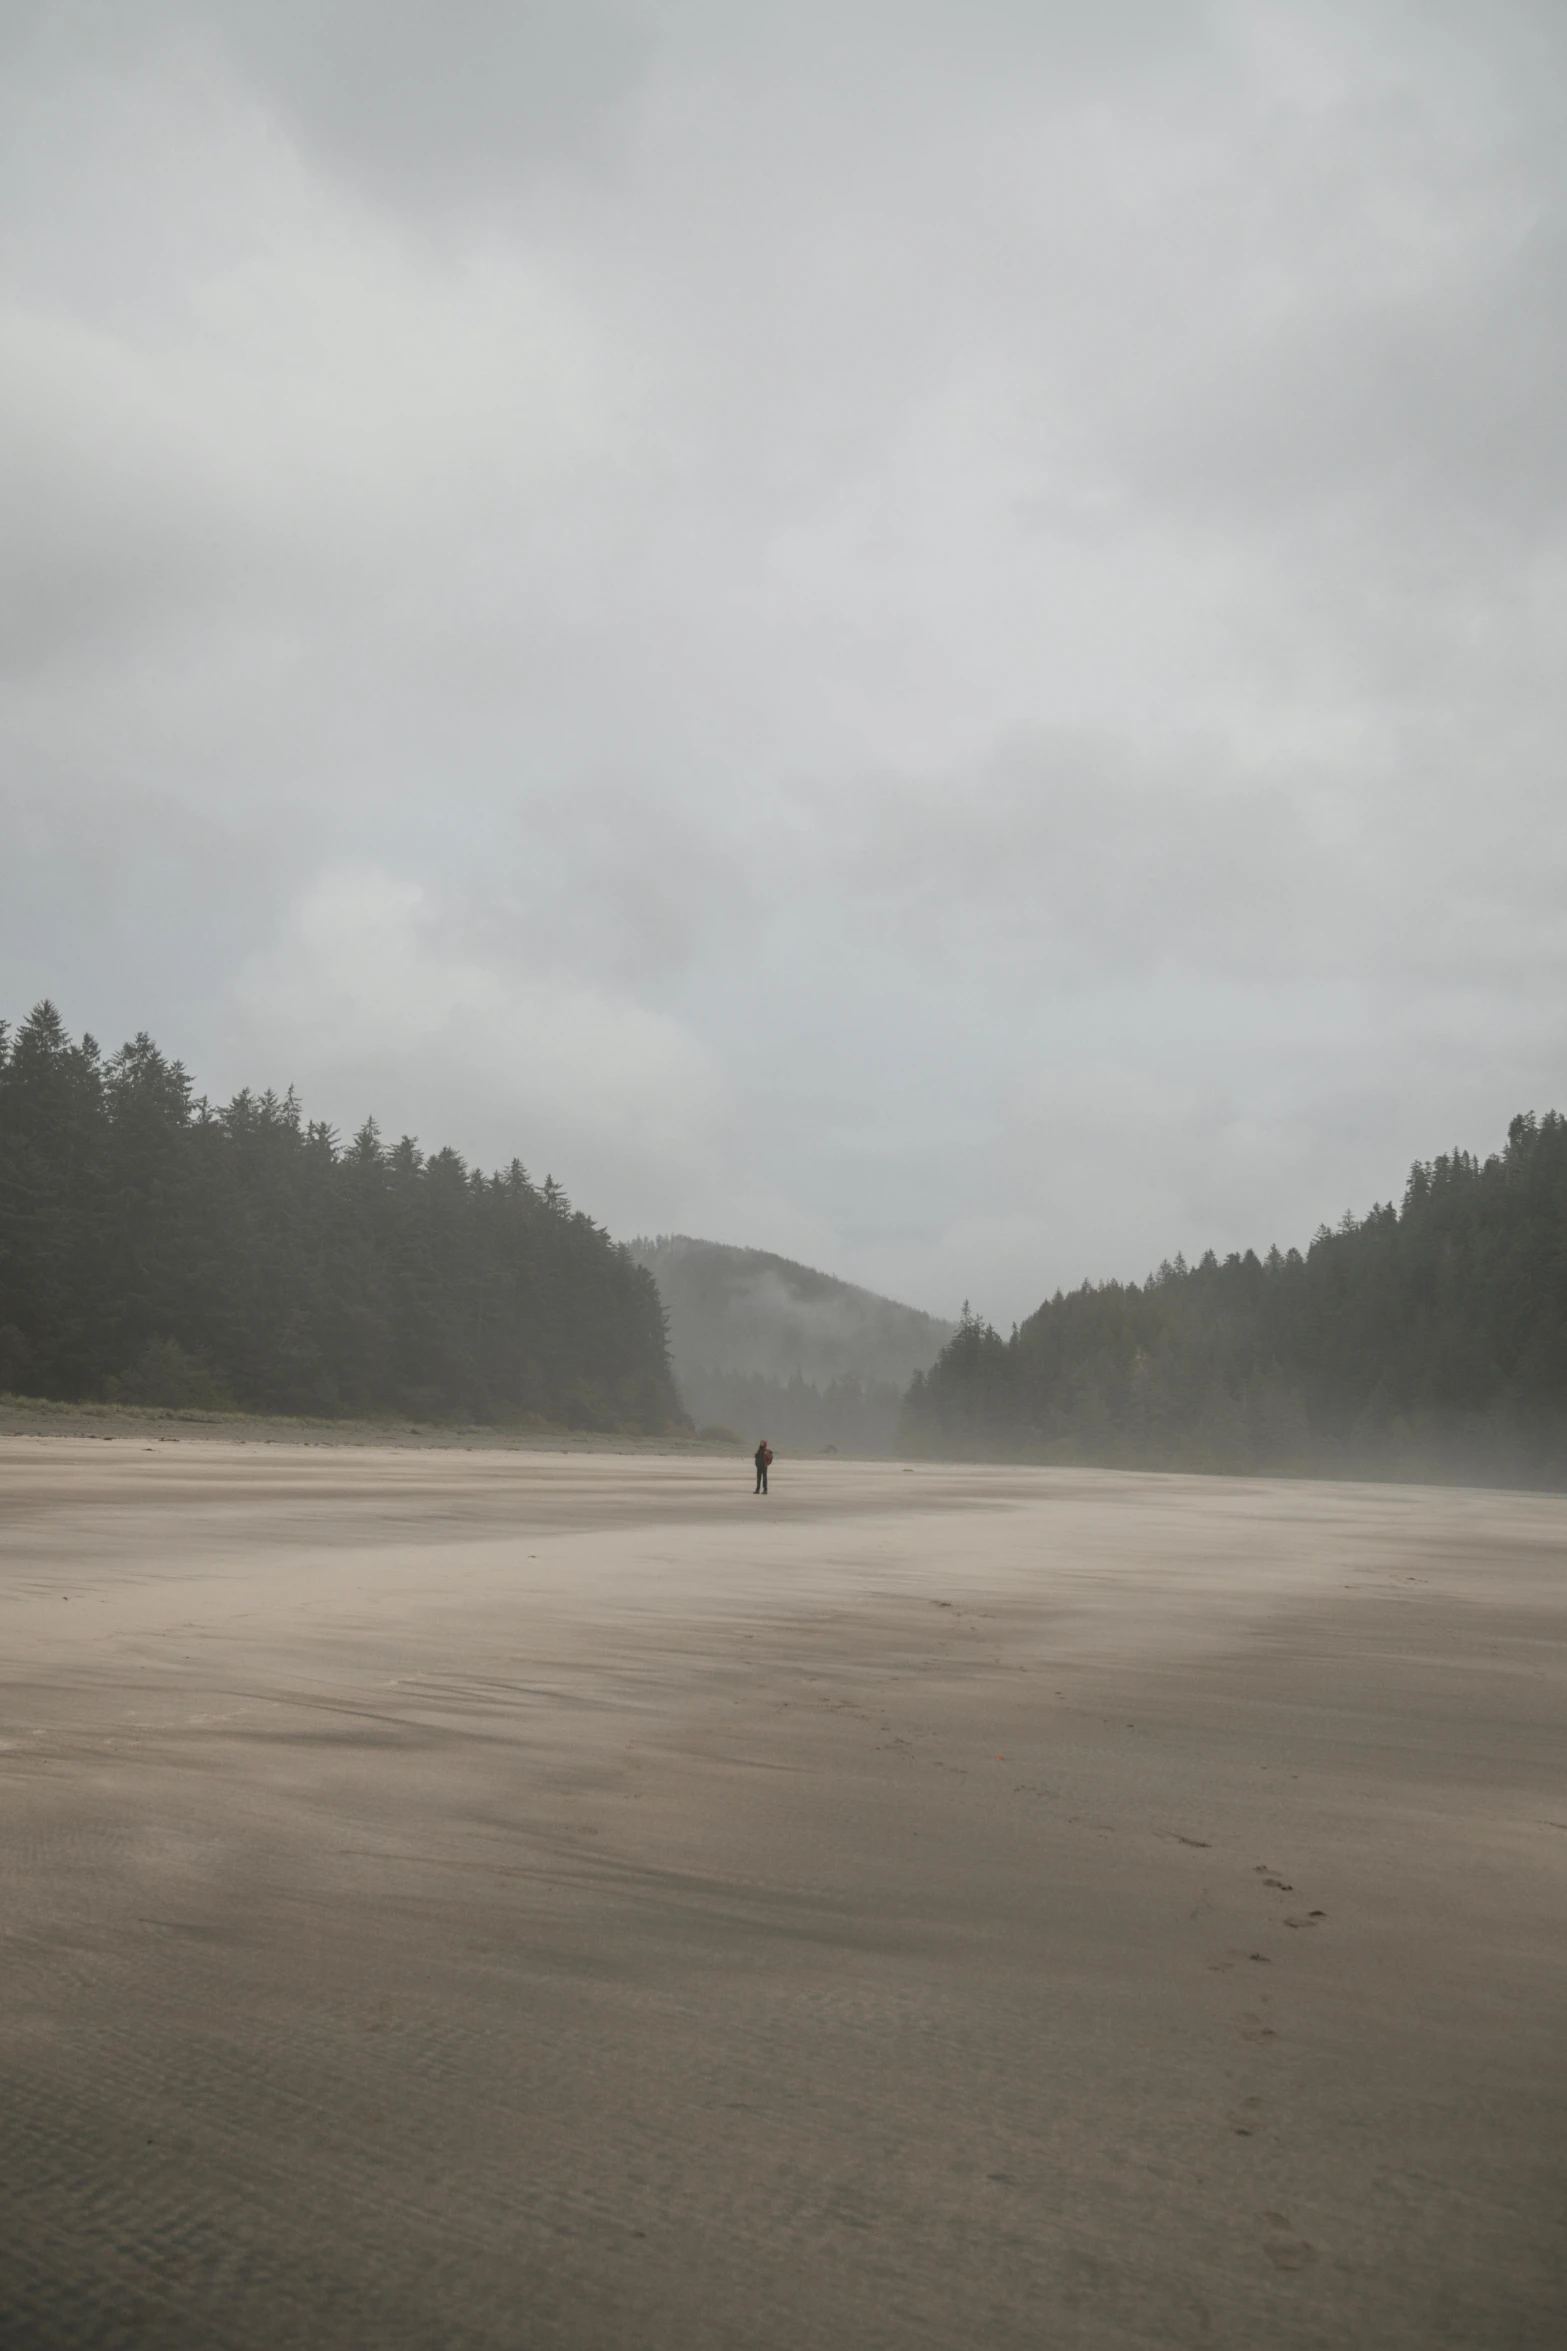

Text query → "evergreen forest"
[0,1003,681,1432]
[903,1113,1567,1487]
[676,1366,908,1457]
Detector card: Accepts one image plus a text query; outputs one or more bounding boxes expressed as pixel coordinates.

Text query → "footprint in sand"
[1257,2213,1317,2272]
[1264,2239,1317,2272]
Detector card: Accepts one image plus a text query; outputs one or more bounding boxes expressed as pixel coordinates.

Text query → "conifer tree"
[902,1111,1567,1487]
[0,1005,682,1432]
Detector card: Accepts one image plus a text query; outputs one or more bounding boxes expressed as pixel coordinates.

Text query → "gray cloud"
[3,2,1566,1322]
[195,0,654,204]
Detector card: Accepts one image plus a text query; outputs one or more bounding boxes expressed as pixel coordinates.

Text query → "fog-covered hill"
[629,1235,954,1454]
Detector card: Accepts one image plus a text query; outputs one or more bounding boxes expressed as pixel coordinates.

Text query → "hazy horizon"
[5,2,1566,1325]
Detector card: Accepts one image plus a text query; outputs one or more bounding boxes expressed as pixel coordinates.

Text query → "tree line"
[902,1112,1567,1486]
[0,1003,681,1431]
[678,1366,906,1456]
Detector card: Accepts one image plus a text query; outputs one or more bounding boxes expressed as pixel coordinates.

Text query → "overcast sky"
[4,1,1565,1323]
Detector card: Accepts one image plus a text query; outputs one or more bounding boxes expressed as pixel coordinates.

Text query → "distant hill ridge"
[628,1234,954,1387]
[628,1234,955,1452]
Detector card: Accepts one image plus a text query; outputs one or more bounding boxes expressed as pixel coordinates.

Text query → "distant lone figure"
[754,1439,773,1495]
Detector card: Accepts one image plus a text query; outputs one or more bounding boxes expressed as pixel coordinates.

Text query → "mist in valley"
[4,12,1567,2347]
[631,1235,954,1453]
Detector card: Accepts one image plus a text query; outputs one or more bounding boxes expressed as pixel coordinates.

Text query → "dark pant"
[755,1463,768,1493]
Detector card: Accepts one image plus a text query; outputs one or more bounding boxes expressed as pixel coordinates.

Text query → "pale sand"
[1,1442,1562,2348]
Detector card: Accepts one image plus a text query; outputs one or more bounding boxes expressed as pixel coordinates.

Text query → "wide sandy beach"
[1,1438,1562,2347]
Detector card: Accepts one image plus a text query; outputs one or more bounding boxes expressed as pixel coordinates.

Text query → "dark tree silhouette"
[0,1004,681,1431]
[902,1114,1567,1487]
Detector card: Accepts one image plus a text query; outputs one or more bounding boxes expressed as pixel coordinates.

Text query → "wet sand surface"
[1,1442,1563,2349]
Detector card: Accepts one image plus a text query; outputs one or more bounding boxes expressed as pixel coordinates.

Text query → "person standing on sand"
[754,1439,772,1495]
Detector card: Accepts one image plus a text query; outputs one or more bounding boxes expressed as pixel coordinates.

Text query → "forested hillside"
[904,1113,1567,1486]
[0,1003,680,1431]
[630,1234,954,1453]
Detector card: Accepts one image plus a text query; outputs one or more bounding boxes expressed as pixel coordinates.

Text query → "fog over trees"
[11,992,1567,1484]
[631,1235,953,1454]
[904,1114,1567,1487]
[0,1004,679,1432]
